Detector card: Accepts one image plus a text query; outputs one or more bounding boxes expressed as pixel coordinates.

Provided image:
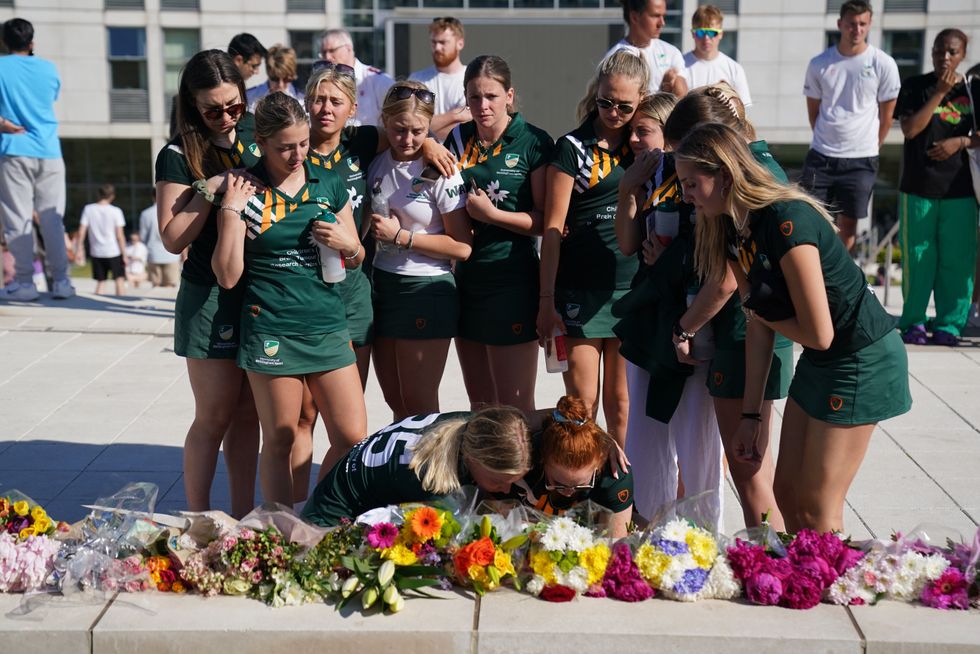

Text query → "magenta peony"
[780,572,822,610]
[726,540,768,580]
[602,542,654,602]
[745,572,783,605]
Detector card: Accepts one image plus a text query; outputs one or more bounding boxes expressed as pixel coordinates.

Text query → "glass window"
[883,0,927,11]
[700,0,738,12]
[163,29,200,96]
[718,31,737,60]
[883,30,925,81]
[289,30,322,90]
[107,27,147,90]
[660,0,684,49]
[62,138,153,233]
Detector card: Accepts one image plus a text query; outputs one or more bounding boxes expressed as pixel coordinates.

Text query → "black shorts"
[800,149,878,220]
[92,256,125,281]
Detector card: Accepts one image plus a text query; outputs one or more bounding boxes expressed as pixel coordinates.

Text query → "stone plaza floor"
[0,278,978,652]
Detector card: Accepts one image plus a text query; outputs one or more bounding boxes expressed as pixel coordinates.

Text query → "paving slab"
[93,588,476,654]
[850,601,980,653]
[476,590,861,654]
[0,592,110,654]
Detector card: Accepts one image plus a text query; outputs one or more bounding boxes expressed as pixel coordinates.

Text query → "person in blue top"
[0,18,75,301]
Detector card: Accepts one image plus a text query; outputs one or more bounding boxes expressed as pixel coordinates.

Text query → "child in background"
[125,232,148,288]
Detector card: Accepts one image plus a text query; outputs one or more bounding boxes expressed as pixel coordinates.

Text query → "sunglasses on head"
[596,96,635,115]
[386,85,436,105]
[693,28,723,39]
[200,102,246,121]
[311,60,355,78]
[545,469,598,494]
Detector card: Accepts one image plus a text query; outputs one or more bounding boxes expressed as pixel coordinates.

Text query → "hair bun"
[556,395,590,424]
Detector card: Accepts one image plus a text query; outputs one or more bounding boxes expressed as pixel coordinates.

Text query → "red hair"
[541,396,613,469]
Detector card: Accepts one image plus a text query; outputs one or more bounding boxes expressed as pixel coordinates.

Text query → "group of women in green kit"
[155,43,910,538]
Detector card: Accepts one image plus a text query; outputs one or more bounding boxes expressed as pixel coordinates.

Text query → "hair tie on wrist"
[552,409,585,426]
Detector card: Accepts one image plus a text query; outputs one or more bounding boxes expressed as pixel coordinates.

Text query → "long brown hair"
[174,49,248,180]
[663,81,755,145]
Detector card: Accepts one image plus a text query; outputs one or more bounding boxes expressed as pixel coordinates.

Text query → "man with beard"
[410,17,471,140]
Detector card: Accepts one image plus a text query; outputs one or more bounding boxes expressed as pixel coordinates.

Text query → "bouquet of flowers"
[633,517,739,602]
[0,493,67,593]
[452,510,527,595]
[728,528,863,610]
[526,516,610,601]
[146,555,185,593]
[1,494,66,540]
[292,518,364,599]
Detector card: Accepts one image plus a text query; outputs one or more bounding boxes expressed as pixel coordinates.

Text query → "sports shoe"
[51,278,76,299]
[0,281,40,301]
[968,303,980,328]
[932,329,958,346]
[901,324,928,345]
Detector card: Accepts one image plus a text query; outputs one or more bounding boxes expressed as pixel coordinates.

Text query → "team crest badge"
[249,143,261,157]
[218,325,234,341]
[565,303,580,320]
[411,177,425,193]
[263,340,280,357]
[415,318,427,330]
[829,395,844,412]
[617,489,630,503]
[511,323,523,335]
[347,156,360,172]
[315,196,331,210]
[780,221,794,237]
[504,153,520,169]
[249,305,261,317]
[713,371,724,386]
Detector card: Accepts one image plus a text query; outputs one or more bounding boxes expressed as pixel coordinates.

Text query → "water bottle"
[545,328,568,373]
[316,210,346,283]
[371,179,392,253]
[686,292,715,361]
[647,206,679,246]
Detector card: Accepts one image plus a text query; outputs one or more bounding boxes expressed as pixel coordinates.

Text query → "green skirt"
[457,267,538,346]
[789,330,911,425]
[237,328,355,375]
[708,342,795,400]
[556,287,628,339]
[173,278,244,360]
[337,268,374,347]
[373,268,458,339]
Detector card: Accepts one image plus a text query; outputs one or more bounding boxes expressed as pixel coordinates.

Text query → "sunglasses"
[596,96,635,115]
[311,60,355,78]
[386,85,436,105]
[693,28,723,39]
[545,469,598,494]
[200,102,246,121]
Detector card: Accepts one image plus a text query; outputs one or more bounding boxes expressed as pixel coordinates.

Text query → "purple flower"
[780,572,822,610]
[745,572,783,605]
[833,547,865,576]
[921,568,971,610]
[602,543,654,602]
[654,539,689,556]
[365,522,399,550]
[673,567,710,595]
[794,555,836,589]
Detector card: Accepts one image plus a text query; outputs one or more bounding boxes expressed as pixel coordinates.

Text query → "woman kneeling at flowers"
[301,407,533,526]
[503,395,634,539]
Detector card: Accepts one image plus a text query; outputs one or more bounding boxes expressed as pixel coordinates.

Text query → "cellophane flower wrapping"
[525,513,610,601]
[0,492,67,594]
[633,517,735,602]
[451,501,528,595]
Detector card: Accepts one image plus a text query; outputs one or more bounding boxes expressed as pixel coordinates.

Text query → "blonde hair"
[381,80,435,125]
[254,91,308,140]
[634,92,677,127]
[692,4,724,28]
[304,66,357,112]
[674,122,835,284]
[430,16,464,39]
[577,49,650,123]
[663,81,755,144]
[409,407,532,495]
[265,45,297,81]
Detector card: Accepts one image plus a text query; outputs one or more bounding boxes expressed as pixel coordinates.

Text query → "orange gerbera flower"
[409,507,444,542]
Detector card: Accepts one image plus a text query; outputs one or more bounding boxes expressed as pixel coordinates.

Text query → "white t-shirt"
[683,51,752,106]
[125,241,147,275]
[353,59,394,127]
[80,202,126,258]
[803,44,901,158]
[604,39,686,93]
[367,151,467,276]
[408,65,466,115]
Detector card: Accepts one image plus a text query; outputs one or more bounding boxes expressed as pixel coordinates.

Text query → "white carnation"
[923,554,949,581]
[540,529,566,551]
[526,575,545,596]
[565,567,590,593]
[701,557,740,600]
[660,518,689,542]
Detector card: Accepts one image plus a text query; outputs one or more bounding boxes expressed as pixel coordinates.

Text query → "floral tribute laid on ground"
[2,484,978,614]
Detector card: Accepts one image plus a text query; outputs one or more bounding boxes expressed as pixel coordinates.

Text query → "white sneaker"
[1,281,40,301]
[969,303,980,328]
[51,278,76,300]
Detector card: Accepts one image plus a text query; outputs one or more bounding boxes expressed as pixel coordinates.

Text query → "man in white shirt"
[683,4,751,106]
[319,29,394,127]
[801,0,900,252]
[604,0,688,97]
[75,183,127,296]
[409,17,471,140]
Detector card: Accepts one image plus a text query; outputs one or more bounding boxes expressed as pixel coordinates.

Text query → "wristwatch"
[673,322,696,342]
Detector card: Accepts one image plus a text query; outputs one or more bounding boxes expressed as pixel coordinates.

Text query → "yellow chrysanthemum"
[580,543,611,585]
[31,506,47,521]
[530,549,556,584]
[686,531,718,569]
[381,543,418,566]
[635,544,670,586]
[13,501,29,517]
[493,549,515,577]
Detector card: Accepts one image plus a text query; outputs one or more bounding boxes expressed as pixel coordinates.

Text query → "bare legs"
[456,338,538,415]
[563,337,629,448]
[374,336,450,421]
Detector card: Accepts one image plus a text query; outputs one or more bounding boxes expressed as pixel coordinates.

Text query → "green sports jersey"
[552,115,638,290]
[301,411,473,526]
[446,113,553,272]
[239,159,348,340]
[154,114,262,285]
[733,199,896,360]
[749,140,788,184]
[307,126,380,234]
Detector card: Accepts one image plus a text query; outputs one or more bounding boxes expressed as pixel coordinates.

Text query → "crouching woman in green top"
[675,123,911,534]
[213,92,368,506]
[302,407,533,526]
